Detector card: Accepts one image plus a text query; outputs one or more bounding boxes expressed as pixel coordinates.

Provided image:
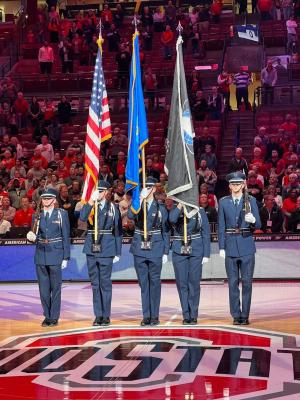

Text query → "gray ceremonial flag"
[164,35,199,218]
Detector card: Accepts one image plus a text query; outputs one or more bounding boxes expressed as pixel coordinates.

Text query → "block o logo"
[0,326,300,399]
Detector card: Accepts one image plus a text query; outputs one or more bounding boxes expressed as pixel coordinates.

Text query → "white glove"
[91,190,100,202]
[27,231,36,242]
[202,257,209,265]
[61,260,68,269]
[219,250,225,259]
[245,213,256,224]
[113,256,120,264]
[162,254,168,264]
[140,188,149,200]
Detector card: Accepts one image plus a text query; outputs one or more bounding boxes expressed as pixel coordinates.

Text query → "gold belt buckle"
[44,239,49,244]
[235,228,240,234]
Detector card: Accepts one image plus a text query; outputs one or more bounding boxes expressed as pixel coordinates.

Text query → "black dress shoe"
[140,318,151,326]
[183,318,191,325]
[100,317,110,326]
[150,318,160,326]
[41,318,50,327]
[49,319,58,327]
[190,318,198,325]
[93,317,103,326]
[240,318,249,325]
[233,318,241,325]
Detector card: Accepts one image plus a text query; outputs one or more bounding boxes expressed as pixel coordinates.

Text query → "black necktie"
[45,212,49,225]
[234,199,239,208]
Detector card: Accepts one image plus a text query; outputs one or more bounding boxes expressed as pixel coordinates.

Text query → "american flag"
[82,40,111,202]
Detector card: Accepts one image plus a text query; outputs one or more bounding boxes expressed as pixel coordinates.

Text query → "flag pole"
[133,14,148,242]
[176,21,187,246]
[183,207,188,247]
[93,20,103,251]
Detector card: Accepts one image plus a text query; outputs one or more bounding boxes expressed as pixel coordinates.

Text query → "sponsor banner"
[0,234,300,246]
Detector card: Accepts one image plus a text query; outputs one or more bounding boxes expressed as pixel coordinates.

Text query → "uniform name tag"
[52,220,60,224]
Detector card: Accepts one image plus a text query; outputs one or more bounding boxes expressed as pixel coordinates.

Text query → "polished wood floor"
[1,281,300,341]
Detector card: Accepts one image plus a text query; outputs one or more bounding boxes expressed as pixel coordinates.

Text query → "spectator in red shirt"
[161,25,174,60]
[266,150,286,179]
[251,164,265,187]
[48,18,60,43]
[102,4,113,29]
[13,197,34,227]
[43,99,55,125]
[49,6,60,21]
[258,0,273,19]
[13,92,29,129]
[143,67,157,110]
[199,183,218,210]
[63,148,77,170]
[26,29,35,43]
[26,179,39,201]
[280,114,298,139]
[250,147,268,177]
[283,144,298,166]
[217,70,232,111]
[29,148,48,169]
[210,0,222,23]
[0,181,9,200]
[1,150,16,172]
[282,188,298,228]
[114,151,126,177]
[282,165,295,188]
[56,160,69,179]
[151,153,164,173]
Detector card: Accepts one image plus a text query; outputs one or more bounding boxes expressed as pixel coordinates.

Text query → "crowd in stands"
[227,113,300,233]
[30,2,221,76]
[0,1,300,238]
[0,98,299,237]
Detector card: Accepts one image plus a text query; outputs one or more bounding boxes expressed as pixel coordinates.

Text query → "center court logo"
[0,326,300,399]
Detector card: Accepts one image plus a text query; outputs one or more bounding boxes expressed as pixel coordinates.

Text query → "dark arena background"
[0,0,300,399]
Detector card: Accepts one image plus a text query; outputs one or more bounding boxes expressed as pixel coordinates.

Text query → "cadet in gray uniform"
[169,202,210,325]
[218,172,261,325]
[127,177,170,326]
[80,180,122,327]
[27,188,70,327]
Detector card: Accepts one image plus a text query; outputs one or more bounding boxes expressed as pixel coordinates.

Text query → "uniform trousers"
[225,254,255,319]
[173,254,203,319]
[36,264,62,320]
[87,256,113,318]
[134,256,162,319]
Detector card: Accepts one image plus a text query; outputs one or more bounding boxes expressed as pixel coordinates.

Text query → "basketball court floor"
[1,281,300,399]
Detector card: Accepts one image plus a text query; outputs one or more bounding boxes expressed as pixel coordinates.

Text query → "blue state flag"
[125,32,149,213]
